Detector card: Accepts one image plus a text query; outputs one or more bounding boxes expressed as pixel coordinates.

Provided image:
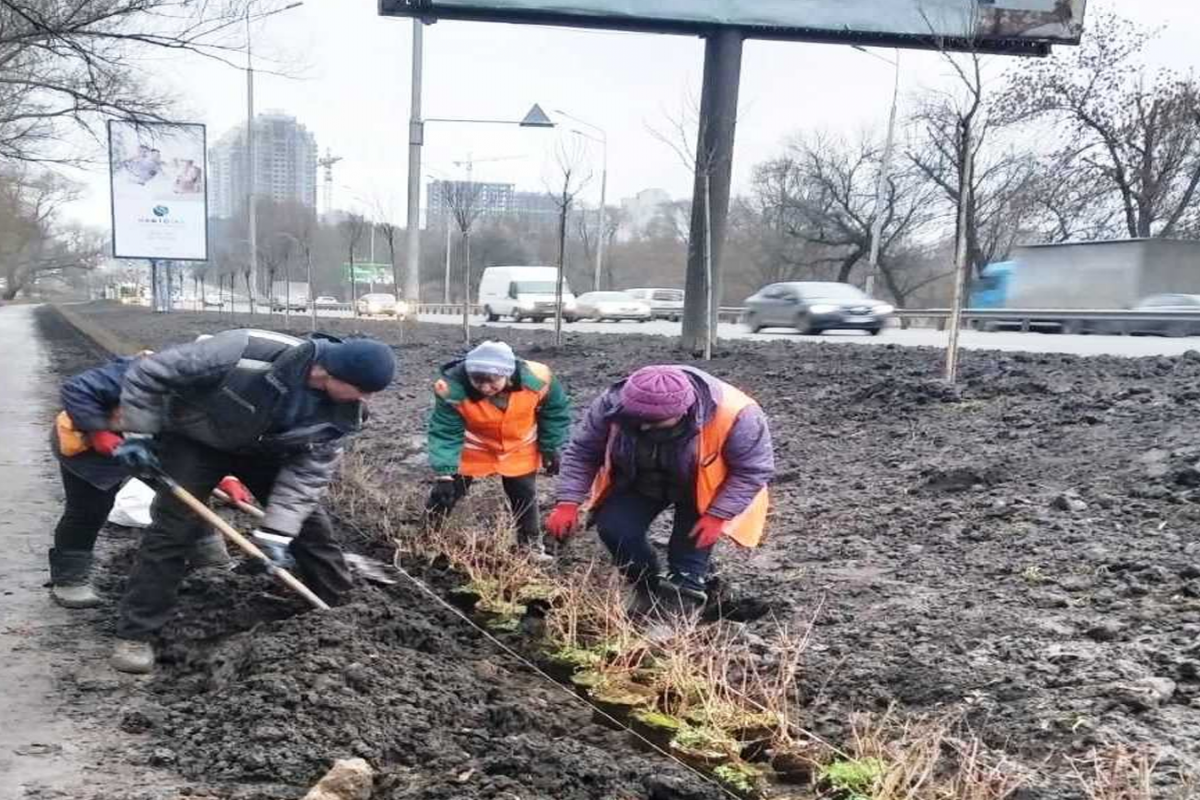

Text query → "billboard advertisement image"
[108,120,208,261]
[381,0,1086,50]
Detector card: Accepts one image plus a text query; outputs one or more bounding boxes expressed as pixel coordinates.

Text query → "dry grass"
[330,455,1041,799]
[821,711,1025,800]
[1071,744,1164,800]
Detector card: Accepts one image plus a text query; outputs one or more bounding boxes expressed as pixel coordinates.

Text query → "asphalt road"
[195,303,1200,358]
[418,314,1200,358]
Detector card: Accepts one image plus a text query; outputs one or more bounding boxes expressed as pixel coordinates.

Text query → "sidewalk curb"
[50,304,145,357]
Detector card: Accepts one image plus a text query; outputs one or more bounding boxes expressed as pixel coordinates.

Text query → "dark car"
[1129,294,1200,337]
[742,281,893,335]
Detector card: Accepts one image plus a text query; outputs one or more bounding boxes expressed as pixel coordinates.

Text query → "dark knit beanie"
[319,338,395,392]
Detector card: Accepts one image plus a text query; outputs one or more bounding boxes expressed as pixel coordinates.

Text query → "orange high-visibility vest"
[438,361,552,478]
[587,380,769,548]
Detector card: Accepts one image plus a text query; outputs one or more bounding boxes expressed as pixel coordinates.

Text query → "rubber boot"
[189,532,232,569]
[48,548,101,609]
[111,639,155,674]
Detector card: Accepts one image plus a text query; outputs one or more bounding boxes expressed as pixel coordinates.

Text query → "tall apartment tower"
[209,112,318,219]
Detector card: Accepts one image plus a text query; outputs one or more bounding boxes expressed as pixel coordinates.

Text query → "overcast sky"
[64,0,1200,229]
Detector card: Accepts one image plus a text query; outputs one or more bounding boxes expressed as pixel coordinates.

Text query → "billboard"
[108,120,208,262]
[380,0,1086,53]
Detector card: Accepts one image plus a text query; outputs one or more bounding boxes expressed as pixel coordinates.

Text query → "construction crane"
[317,149,343,216]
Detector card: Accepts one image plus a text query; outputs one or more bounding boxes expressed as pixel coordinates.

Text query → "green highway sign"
[342,263,394,283]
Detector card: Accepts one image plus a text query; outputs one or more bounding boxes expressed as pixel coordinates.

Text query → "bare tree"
[338,213,366,317]
[744,132,939,306]
[543,135,592,346]
[1002,11,1200,239]
[0,166,102,298]
[0,1,291,166]
[439,179,485,343]
[907,67,1040,279]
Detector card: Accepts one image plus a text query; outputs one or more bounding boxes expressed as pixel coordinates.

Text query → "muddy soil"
[35,303,726,800]
[47,302,1200,798]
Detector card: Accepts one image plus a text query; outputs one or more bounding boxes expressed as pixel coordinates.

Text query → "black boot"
[48,548,101,609]
[624,574,660,619]
[654,573,708,618]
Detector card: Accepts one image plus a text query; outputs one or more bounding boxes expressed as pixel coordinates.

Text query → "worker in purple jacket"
[545,365,774,617]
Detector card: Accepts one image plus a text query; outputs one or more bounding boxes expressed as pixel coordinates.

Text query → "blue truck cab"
[969,261,1015,309]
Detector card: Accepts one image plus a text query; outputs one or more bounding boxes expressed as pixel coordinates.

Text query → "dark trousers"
[117,436,352,641]
[594,491,712,593]
[425,472,540,540]
[51,466,120,585]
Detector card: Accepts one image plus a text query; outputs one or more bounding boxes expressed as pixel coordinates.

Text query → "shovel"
[212,488,398,585]
[148,471,330,611]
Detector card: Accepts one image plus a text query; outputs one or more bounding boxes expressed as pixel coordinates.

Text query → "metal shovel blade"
[344,553,398,585]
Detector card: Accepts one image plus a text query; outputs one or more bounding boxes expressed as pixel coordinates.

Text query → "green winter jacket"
[428,358,571,476]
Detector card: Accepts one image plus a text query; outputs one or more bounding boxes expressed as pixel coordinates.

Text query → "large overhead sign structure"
[380,0,1086,55]
[108,120,209,262]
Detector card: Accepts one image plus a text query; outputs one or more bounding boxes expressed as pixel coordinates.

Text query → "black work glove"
[113,435,161,477]
[542,451,561,477]
[428,477,458,510]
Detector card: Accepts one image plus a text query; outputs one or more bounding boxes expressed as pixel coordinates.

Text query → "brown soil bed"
[41,301,1200,798]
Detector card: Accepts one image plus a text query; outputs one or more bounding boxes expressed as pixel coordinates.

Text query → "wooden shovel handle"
[212,487,266,519]
[171,484,330,611]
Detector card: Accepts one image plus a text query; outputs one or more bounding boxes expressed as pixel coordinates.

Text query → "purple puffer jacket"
[556,367,774,519]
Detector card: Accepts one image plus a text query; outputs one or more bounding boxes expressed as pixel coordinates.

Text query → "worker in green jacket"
[426,341,571,559]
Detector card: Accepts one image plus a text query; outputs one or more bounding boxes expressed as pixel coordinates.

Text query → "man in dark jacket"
[110,329,395,673]
[48,353,243,608]
[545,366,774,617]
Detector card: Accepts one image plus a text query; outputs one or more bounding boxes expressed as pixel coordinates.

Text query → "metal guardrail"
[196,300,1200,334]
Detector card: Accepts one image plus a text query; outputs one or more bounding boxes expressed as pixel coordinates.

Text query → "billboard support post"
[681,28,742,355]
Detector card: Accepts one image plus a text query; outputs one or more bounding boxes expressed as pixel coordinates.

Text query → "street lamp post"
[245,1,304,315]
[402,95,554,317]
[556,111,608,291]
[855,46,901,299]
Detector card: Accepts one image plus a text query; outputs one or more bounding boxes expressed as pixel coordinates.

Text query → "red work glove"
[89,430,124,457]
[690,514,727,549]
[217,476,254,505]
[544,502,580,541]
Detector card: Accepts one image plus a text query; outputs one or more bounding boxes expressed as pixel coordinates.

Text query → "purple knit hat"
[620,366,696,421]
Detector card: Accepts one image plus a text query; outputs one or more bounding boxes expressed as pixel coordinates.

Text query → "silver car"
[626,288,684,321]
[1129,294,1200,337]
[566,291,652,322]
[742,281,893,335]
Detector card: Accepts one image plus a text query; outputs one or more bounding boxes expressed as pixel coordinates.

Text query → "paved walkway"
[0,304,91,796]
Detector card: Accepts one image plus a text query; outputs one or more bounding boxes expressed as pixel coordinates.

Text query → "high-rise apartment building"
[209,112,318,219]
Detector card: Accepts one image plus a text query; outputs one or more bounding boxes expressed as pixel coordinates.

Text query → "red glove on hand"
[89,430,124,457]
[544,502,581,540]
[217,476,254,505]
[690,514,727,549]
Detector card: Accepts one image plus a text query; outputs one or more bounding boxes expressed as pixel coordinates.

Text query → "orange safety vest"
[438,361,553,478]
[587,380,769,548]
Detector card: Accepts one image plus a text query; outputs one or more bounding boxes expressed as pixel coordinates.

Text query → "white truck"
[477,266,576,322]
[971,239,1200,332]
[270,281,310,312]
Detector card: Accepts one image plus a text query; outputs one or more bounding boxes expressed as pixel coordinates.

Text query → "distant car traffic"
[566,291,652,323]
[742,281,893,335]
[1129,294,1200,337]
[626,288,685,321]
[314,295,340,308]
[357,293,408,318]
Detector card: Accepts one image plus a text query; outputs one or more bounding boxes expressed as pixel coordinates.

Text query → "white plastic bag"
[107,478,157,528]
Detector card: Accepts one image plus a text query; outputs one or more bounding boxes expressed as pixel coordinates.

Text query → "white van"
[477,266,577,322]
